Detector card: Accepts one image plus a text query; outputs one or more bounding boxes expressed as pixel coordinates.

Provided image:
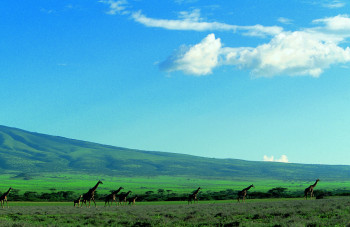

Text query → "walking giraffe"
[81,180,103,208]
[104,187,124,206]
[0,187,12,208]
[237,184,254,202]
[73,195,82,207]
[118,191,132,206]
[304,179,320,200]
[188,187,201,204]
[128,196,138,205]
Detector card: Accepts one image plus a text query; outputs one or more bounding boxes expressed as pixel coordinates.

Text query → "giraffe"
[118,191,132,206]
[0,187,12,208]
[128,196,138,205]
[237,184,254,203]
[73,195,82,207]
[304,179,320,200]
[81,180,103,208]
[104,187,124,207]
[188,187,201,204]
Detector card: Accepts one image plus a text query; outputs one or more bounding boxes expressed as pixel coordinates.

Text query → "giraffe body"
[304,179,320,199]
[128,196,138,205]
[104,187,124,207]
[237,184,254,203]
[118,191,132,206]
[81,180,103,208]
[73,195,82,207]
[0,187,12,208]
[188,187,201,204]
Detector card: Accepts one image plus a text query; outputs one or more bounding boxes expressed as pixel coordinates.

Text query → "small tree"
[157,189,165,197]
[268,187,288,198]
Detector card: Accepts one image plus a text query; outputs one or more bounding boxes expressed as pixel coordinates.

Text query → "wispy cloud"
[100,3,282,37]
[263,155,289,163]
[131,10,283,37]
[40,8,55,14]
[278,17,293,25]
[322,0,346,8]
[161,15,350,77]
[99,0,129,15]
[174,0,198,4]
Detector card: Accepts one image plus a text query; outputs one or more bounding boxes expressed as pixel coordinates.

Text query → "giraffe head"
[251,184,255,188]
[98,180,103,184]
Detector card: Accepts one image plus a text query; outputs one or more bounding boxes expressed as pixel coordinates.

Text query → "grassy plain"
[1,197,350,226]
[2,173,350,195]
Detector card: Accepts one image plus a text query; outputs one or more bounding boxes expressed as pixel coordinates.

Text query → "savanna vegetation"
[1,197,350,226]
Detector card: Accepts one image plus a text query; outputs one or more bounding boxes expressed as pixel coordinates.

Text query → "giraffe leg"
[6,199,8,208]
[92,198,97,207]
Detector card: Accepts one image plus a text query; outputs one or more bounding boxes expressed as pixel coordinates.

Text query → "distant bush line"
[2,187,350,202]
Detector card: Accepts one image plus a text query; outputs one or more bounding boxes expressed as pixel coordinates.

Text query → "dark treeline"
[2,187,350,202]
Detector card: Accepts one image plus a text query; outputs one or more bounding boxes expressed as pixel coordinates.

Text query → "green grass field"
[1,197,350,226]
[2,172,350,196]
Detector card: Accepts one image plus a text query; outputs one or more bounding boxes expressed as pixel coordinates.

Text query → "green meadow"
[1,172,350,195]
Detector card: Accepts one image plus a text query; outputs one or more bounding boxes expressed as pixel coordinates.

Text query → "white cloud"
[322,0,346,8]
[174,0,198,4]
[313,14,350,33]
[264,155,289,163]
[278,17,293,25]
[40,8,55,14]
[160,34,221,75]
[99,1,350,77]
[224,31,350,77]
[99,0,129,15]
[162,15,350,77]
[131,10,282,37]
[178,9,202,21]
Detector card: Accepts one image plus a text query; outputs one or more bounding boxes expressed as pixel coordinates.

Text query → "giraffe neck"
[91,182,101,192]
[312,180,318,188]
[245,185,253,191]
[4,188,11,196]
[113,188,123,195]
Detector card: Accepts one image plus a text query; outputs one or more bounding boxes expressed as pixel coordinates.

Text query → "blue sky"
[1,0,350,164]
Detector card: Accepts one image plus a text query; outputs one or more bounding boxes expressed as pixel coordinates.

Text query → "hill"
[1,125,350,182]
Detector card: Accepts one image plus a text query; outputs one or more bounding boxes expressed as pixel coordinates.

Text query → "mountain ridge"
[1,125,350,181]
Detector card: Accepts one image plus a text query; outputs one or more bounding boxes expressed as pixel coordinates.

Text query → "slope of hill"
[1,125,350,181]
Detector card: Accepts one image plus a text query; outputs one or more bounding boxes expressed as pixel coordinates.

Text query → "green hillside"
[1,125,350,183]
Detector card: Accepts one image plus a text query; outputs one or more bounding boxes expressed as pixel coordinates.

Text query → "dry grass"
[0,197,350,226]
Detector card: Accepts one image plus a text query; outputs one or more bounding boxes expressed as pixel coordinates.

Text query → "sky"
[1,0,350,165]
